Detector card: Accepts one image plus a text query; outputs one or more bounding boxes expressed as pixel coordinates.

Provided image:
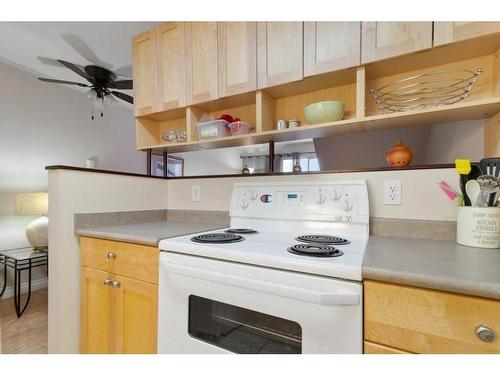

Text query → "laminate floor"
[0,289,48,354]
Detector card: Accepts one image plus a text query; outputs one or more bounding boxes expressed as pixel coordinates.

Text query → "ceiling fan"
[38,59,134,120]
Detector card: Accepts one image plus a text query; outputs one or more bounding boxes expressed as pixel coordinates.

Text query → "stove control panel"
[231,181,369,225]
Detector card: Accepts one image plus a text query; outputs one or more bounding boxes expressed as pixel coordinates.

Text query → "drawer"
[80,237,159,284]
[364,341,411,354]
[365,280,500,353]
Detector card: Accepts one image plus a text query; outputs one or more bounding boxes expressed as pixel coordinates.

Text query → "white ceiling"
[0,22,158,100]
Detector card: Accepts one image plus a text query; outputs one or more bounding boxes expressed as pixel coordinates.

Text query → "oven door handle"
[166,262,360,306]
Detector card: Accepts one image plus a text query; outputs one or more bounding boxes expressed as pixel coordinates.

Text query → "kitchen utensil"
[465,180,481,207]
[304,101,344,124]
[455,159,472,206]
[369,68,482,113]
[276,119,288,130]
[438,180,462,204]
[385,140,414,167]
[476,175,500,208]
[288,119,301,128]
[480,158,500,178]
[468,164,482,180]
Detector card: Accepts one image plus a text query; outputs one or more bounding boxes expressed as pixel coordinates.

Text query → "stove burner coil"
[225,228,259,234]
[296,235,350,245]
[288,244,343,258]
[191,233,245,244]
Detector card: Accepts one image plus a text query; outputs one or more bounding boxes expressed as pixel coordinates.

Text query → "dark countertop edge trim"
[363,268,500,301]
[46,163,458,181]
[46,165,165,179]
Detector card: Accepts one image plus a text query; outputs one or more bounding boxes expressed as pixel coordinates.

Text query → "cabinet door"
[257,22,303,89]
[80,267,114,354]
[304,22,360,77]
[132,29,157,116]
[361,22,432,64]
[434,22,500,46]
[185,22,218,105]
[115,275,158,354]
[156,22,186,111]
[218,22,257,97]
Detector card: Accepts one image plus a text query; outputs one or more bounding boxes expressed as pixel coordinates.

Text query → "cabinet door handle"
[103,278,113,287]
[475,325,495,342]
[111,280,121,288]
[107,251,117,260]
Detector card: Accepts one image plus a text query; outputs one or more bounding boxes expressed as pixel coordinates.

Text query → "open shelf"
[148,96,500,153]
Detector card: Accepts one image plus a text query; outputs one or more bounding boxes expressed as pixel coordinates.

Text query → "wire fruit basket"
[370,68,483,113]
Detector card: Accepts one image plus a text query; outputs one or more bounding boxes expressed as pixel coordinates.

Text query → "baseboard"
[0,277,48,300]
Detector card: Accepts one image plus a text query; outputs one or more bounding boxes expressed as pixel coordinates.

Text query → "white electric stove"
[158,180,369,354]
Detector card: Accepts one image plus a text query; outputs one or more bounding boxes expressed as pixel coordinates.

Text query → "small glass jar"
[288,119,301,128]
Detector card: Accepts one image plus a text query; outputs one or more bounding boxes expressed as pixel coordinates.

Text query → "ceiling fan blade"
[60,33,113,70]
[111,91,134,104]
[37,56,85,71]
[38,77,90,87]
[115,65,132,78]
[112,80,133,90]
[57,59,90,81]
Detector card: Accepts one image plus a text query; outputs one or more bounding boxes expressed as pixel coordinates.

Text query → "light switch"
[192,185,201,202]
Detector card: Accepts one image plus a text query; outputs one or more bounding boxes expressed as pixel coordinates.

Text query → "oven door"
[158,252,362,354]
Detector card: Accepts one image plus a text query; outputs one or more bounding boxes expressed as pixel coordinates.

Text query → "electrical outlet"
[384,180,402,205]
[192,185,201,202]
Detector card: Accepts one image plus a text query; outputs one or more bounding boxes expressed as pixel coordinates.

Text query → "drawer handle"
[111,280,121,288]
[103,278,113,287]
[107,251,117,260]
[475,325,495,342]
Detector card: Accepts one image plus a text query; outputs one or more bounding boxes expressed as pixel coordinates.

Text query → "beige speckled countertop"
[363,236,500,300]
[76,220,227,247]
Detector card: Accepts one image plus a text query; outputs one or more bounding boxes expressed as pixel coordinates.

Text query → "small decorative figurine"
[385,140,414,167]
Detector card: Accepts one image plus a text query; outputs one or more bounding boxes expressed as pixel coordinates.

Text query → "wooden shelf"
[147,97,500,153]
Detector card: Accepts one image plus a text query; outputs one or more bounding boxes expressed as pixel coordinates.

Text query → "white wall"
[48,169,168,353]
[0,60,145,192]
[314,120,484,170]
[425,120,484,164]
[168,168,460,222]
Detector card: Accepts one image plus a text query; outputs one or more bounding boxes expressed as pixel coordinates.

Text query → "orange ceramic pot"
[385,140,414,167]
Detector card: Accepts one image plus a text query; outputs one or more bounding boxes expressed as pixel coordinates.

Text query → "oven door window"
[188,295,302,354]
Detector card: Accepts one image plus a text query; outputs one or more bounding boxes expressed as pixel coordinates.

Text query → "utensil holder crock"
[457,207,500,248]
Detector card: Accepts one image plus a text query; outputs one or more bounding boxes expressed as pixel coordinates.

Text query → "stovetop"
[159,228,367,281]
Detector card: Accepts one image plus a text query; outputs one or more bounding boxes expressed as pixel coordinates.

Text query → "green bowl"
[304,101,344,125]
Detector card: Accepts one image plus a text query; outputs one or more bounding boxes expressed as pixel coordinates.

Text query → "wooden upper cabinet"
[156,22,186,111]
[434,22,500,46]
[361,22,433,64]
[185,22,219,105]
[304,22,361,77]
[80,267,114,354]
[218,22,257,97]
[257,22,303,89]
[132,29,157,116]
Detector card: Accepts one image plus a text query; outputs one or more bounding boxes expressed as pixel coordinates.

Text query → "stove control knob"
[331,189,343,201]
[315,190,326,204]
[249,190,258,200]
[343,198,354,211]
[240,198,249,209]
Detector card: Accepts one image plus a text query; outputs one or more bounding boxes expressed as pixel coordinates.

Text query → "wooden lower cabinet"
[115,275,158,354]
[81,267,115,354]
[364,280,500,354]
[364,341,411,354]
[80,237,159,354]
